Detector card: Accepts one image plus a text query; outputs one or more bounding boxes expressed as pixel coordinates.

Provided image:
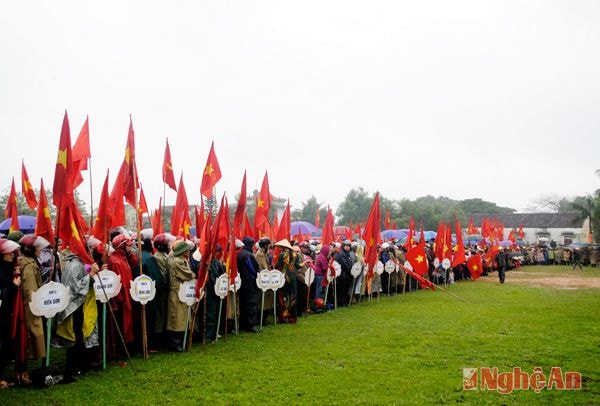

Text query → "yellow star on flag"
[70,220,81,241]
[24,181,31,192]
[472,265,478,271]
[416,255,424,263]
[57,148,68,169]
[125,147,131,165]
[44,208,51,219]
[204,163,214,177]
[257,198,264,208]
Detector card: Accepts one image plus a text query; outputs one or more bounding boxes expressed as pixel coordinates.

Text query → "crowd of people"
[0,229,592,389]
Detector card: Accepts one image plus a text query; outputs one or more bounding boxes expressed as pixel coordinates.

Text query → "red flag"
[5,178,20,233]
[53,111,74,209]
[138,186,149,227]
[362,192,381,290]
[233,171,247,239]
[403,217,415,250]
[57,202,93,264]
[195,211,212,295]
[272,213,280,241]
[434,222,445,261]
[35,179,54,244]
[91,171,112,243]
[276,199,291,242]
[228,233,238,284]
[347,220,353,241]
[517,224,524,239]
[405,239,428,276]
[200,141,222,199]
[392,222,397,230]
[314,208,321,228]
[452,217,466,267]
[162,138,177,192]
[354,222,361,236]
[72,116,91,188]
[121,118,138,207]
[214,195,230,253]
[195,199,208,239]
[384,208,390,229]
[467,253,483,280]
[109,166,126,228]
[402,265,435,290]
[243,212,253,238]
[152,198,164,236]
[171,174,191,238]
[10,288,28,370]
[443,223,452,261]
[253,172,271,231]
[321,208,335,246]
[21,161,37,209]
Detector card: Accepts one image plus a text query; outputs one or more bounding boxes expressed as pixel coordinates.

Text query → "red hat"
[0,239,20,254]
[112,234,133,249]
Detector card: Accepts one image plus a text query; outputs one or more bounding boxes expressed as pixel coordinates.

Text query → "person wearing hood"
[152,234,172,347]
[255,238,273,324]
[237,236,260,333]
[206,244,225,342]
[0,239,22,388]
[107,234,137,357]
[18,235,46,372]
[54,241,101,376]
[166,240,196,352]
[314,244,331,301]
[334,240,355,307]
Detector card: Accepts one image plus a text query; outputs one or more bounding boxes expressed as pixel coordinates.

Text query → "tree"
[335,187,380,225]
[571,190,600,243]
[291,195,327,224]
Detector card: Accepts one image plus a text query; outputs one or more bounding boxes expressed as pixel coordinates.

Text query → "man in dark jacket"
[495,247,507,284]
[334,240,354,307]
[237,237,260,333]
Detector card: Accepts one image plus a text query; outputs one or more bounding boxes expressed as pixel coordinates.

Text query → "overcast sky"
[1,1,599,216]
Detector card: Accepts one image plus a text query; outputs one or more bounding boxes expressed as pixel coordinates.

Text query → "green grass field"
[3,266,599,405]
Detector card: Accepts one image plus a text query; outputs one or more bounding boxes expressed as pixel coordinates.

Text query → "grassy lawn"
[3,265,599,405]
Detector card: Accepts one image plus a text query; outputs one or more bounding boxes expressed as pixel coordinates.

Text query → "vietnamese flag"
[403,217,415,250]
[171,174,191,238]
[233,171,247,239]
[451,217,466,267]
[162,138,177,192]
[72,116,91,189]
[200,141,222,199]
[5,178,19,233]
[195,199,208,239]
[91,171,112,243]
[227,233,238,284]
[362,192,381,289]
[402,264,435,290]
[518,224,524,239]
[272,213,280,241]
[321,208,335,246]
[35,179,54,244]
[467,253,483,280]
[243,212,253,238]
[121,118,138,207]
[109,165,126,227]
[214,194,230,253]
[354,222,361,236]
[276,199,291,242]
[21,160,37,209]
[443,223,452,260]
[152,197,164,236]
[405,239,428,276]
[253,172,271,231]
[347,220,353,241]
[315,208,321,228]
[384,208,390,229]
[434,222,445,261]
[138,186,149,227]
[53,111,74,209]
[57,202,93,264]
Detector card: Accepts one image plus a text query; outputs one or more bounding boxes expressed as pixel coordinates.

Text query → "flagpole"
[132,164,148,359]
[162,182,166,231]
[88,157,94,230]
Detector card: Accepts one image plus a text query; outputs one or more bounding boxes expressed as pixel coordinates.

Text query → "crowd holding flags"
[0,111,518,388]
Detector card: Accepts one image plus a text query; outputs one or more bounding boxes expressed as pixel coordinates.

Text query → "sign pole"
[102,302,107,370]
[215,298,223,342]
[182,305,191,350]
[259,291,265,331]
[45,318,51,367]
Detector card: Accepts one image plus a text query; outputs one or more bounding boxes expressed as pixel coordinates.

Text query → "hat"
[275,239,293,250]
[86,236,102,250]
[0,239,20,254]
[192,248,202,262]
[343,240,351,246]
[382,242,390,249]
[235,239,244,248]
[19,234,37,247]
[112,234,133,249]
[34,236,51,250]
[7,231,24,242]
[172,240,189,257]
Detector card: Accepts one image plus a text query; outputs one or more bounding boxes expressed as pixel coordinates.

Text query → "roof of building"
[470,212,584,229]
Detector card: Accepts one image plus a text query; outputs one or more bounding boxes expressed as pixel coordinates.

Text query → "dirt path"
[483,270,600,289]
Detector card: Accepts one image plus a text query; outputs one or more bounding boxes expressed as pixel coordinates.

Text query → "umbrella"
[290,221,319,236]
[0,215,37,234]
[499,240,514,247]
[381,229,407,240]
[423,231,437,241]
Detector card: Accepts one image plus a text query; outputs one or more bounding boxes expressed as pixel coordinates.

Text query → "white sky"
[1,1,599,215]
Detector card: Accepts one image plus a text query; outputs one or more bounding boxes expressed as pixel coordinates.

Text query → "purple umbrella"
[0,215,37,234]
[291,221,319,236]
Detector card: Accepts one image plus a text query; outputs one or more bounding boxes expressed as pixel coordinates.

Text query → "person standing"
[255,238,273,324]
[0,239,22,388]
[140,237,164,352]
[18,236,46,371]
[314,244,331,301]
[237,237,260,333]
[166,240,195,351]
[152,234,171,347]
[334,240,355,306]
[495,247,507,284]
[572,248,583,270]
[206,245,225,343]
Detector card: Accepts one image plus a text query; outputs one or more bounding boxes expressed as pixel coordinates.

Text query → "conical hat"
[275,239,293,250]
